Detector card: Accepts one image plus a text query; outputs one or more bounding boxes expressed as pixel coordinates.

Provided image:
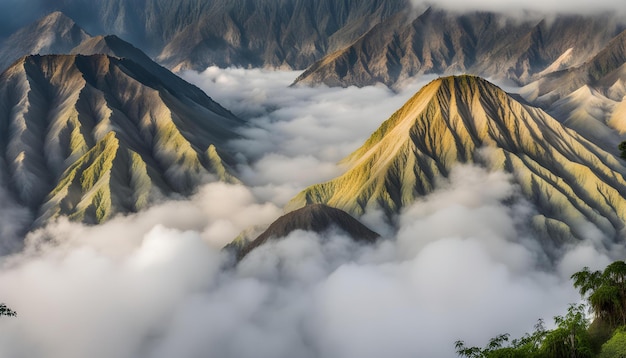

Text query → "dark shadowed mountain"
[235,204,380,260]
[0,12,91,72]
[288,76,626,251]
[0,53,243,225]
[294,8,626,88]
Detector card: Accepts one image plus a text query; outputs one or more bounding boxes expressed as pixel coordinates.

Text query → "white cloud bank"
[0,68,616,358]
[0,165,607,358]
[413,0,626,14]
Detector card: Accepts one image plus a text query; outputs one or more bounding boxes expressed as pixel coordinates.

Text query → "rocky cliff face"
[288,76,626,249]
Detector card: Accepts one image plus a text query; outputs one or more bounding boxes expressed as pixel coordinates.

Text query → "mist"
[413,0,626,14]
[181,67,435,206]
[0,68,616,357]
[0,166,608,358]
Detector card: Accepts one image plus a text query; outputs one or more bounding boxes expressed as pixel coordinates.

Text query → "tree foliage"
[455,306,590,358]
[571,261,626,328]
[619,141,626,160]
[539,304,593,358]
[598,327,626,358]
[456,261,626,358]
[0,303,16,317]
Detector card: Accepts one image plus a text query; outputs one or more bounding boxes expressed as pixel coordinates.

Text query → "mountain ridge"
[288,75,626,249]
[0,53,242,225]
[294,9,626,88]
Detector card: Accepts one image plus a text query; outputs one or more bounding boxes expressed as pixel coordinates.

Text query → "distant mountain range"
[294,8,626,88]
[520,30,626,153]
[0,0,409,73]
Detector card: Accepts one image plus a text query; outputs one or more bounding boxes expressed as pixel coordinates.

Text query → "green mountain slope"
[288,76,626,247]
[0,54,242,225]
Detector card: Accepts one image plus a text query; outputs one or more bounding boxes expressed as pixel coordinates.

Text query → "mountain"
[0,54,243,225]
[288,76,626,249]
[0,0,408,72]
[69,34,236,119]
[234,204,380,260]
[520,30,626,153]
[293,9,626,88]
[0,12,91,72]
[156,0,409,71]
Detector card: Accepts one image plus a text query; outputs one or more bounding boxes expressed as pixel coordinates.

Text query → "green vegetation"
[0,303,16,317]
[455,261,626,358]
[619,141,626,160]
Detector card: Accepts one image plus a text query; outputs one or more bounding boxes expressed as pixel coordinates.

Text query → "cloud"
[0,68,616,358]
[0,164,599,358]
[0,184,33,255]
[181,67,436,206]
[413,0,626,14]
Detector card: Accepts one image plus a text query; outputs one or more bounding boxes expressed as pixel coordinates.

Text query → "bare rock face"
[0,53,242,225]
[235,204,380,260]
[294,8,626,88]
[288,75,626,249]
[0,12,91,72]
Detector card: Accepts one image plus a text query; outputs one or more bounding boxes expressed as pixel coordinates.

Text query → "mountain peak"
[235,204,380,260]
[0,11,91,72]
[288,75,626,250]
[0,53,242,225]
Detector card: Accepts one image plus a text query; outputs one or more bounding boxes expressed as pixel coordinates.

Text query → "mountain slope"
[294,9,625,88]
[235,204,380,260]
[156,0,409,71]
[70,34,236,119]
[0,54,242,225]
[521,30,626,152]
[288,76,626,247]
[0,12,91,72]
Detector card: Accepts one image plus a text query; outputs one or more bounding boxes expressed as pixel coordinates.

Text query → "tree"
[571,261,626,329]
[619,141,626,160]
[539,304,593,358]
[455,320,547,358]
[598,327,626,358]
[0,303,16,317]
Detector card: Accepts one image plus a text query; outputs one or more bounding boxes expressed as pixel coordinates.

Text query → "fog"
[0,68,616,357]
[181,67,435,205]
[414,0,626,14]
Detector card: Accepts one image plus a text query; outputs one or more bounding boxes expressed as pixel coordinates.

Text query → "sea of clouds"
[0,68,616,358]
